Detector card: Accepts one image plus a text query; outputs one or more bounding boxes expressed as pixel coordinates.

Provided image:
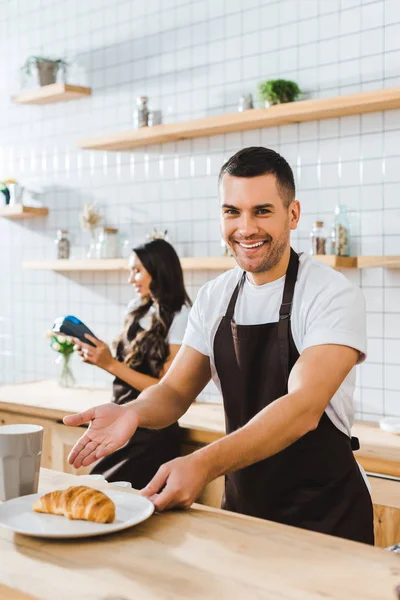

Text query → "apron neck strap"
[225,248,300,321]
[279,248,300,321]
[278,248,300,383]
[225,271,246,320]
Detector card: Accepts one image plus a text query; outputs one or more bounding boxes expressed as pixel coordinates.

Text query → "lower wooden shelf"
[315,255,357,268]
[21,257,238,271]
[21,255,390,271]
[0,205,49,219]
[23,258,129,272]
[357,256,400,269]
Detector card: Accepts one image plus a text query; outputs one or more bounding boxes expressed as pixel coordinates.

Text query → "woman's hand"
[74,334,114,371]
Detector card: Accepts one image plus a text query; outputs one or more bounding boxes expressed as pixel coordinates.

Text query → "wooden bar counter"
[1,468,400,600]
[0,381,399,548]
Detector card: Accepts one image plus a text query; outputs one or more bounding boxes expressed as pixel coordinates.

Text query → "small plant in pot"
[258,79,301,107]
[21,56,68,87]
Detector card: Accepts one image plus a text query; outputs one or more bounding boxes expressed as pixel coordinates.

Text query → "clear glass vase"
[57,353,75,388]
[86,229,98,259]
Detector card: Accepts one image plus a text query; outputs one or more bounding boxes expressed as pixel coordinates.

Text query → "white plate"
[0,489,154,539]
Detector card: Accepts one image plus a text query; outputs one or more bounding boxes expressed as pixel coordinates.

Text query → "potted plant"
[21,56,68,87]
[258,79,301,107]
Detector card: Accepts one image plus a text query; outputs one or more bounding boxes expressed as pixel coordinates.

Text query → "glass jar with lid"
[133,96,149,128]
[331,204,350,257]
[310,221,327,256]
[96,227,120,259]
[55,229,70,259]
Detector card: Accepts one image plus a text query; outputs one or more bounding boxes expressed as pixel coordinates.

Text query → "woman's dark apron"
[91,323,181,490]
[213,248,374,544]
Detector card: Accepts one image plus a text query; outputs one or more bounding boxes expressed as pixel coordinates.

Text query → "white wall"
[0,0,399,420]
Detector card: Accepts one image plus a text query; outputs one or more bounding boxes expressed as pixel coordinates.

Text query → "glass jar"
[148,109,162,126]
[96,227,120,259]
[331,204,350,257]
[133,96,149,128]
[238,93,254,112]
[310,221,327,255]
[55,229,70,259]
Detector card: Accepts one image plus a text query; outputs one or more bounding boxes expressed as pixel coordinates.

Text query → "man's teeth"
[239,241,264,249]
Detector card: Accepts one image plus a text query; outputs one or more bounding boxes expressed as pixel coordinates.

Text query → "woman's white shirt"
[126,299,191,345]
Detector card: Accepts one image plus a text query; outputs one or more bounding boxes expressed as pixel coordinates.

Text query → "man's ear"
[290,200,301,231]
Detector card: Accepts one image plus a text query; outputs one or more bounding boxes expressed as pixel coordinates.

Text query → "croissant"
[32,485,115,524]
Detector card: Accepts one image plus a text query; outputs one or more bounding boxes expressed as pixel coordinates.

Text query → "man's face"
[220,173,300,274]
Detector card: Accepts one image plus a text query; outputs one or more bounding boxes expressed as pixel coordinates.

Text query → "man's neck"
[247,246,291,286]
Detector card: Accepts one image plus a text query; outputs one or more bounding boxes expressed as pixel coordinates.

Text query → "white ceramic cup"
[0,424,43,501]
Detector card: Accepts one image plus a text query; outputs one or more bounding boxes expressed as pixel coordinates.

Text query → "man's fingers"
[73,440,99,469]
[93,441,115,461]
[79,442,113,467]
[141,466,169,499]
[151,486,190,512]
[67,432,94,465]
[151,489,175,512]
[63,408,94,427]
[80,449,101,467]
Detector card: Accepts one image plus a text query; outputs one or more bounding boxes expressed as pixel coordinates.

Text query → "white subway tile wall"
[0,0,399,418]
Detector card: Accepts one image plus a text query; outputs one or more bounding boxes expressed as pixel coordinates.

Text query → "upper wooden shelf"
[12,84,92,105]
[77,87,400,151]
[22,255,395,271]
[0,205,49,220]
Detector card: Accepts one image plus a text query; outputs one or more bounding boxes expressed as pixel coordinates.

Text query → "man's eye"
[224,209,239,215]
[257,209,271,215]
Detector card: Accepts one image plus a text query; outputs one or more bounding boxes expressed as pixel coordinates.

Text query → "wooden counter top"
[1,468,400,600]
[0,380,399,477]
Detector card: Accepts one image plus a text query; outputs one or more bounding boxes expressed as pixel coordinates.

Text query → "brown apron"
[91,323,181,489]
[213,248,374,544]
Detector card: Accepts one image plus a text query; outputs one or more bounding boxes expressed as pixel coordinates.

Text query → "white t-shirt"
[126,298,190,345]
[183,253,367,438]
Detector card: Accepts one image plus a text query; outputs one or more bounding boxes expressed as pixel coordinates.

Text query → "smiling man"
[64,147,374,544]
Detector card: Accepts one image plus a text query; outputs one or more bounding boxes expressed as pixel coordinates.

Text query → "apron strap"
[226,271,246,321]
[226,249,299,385]
[278,248,300,383]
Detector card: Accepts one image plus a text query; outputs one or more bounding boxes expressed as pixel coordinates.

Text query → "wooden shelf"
[23,259,128,271]
[21,255,365,272]
[23,255,400,271]
[0,205,49,220]
[22,257,237,272]
[357,256,400,268]
[313,255,357,268]
[180,257,236,270]
[12,84,92,105]
[77,87,400,151]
